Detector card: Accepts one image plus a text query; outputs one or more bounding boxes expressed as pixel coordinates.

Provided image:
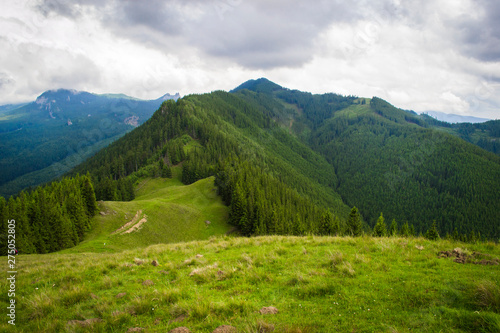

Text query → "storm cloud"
[0,0,498,118]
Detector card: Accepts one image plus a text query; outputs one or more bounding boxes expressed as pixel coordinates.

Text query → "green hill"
[2,236,499,332]
[65,174,231,253]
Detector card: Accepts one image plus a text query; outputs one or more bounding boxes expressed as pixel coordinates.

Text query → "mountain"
[0,89,178,197]
[0,102,28,113]
[71,78,499,240]
[2,79,499,332]
[422,110,491,124]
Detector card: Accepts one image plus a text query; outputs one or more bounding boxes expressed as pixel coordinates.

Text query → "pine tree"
[400,222,410,237]
[424,221,439,240]
[469,230,477,243]
[346,206,362,237]
[389,219,398,237]
[373,212,386,237]
[229,182,245,225]
[319,210,334,235]
[81,174,98,217]
[409,224,415,237]
[332,215,340,236]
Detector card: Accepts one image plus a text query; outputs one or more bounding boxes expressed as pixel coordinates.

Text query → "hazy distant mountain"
[0,89,179,197]
[422,111,490,123]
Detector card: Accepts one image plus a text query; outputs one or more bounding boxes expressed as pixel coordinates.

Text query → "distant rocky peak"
[158,92,181,101]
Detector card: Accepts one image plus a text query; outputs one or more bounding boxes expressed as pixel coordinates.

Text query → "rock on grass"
[142,279,154,286]
[212,325,237,333]
[259,306,279,315]
[169,327,190,333]
[67,318,103,327]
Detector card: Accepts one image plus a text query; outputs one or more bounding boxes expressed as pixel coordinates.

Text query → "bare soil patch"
[438,248,499,265]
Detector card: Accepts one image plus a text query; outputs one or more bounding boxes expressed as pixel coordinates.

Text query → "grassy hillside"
[2,236,499,332]
[62,174,231,253]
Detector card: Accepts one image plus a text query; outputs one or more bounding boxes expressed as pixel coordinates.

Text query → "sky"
[0,0,499,119]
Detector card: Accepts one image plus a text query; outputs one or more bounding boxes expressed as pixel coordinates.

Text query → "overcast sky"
[1,0,499,118]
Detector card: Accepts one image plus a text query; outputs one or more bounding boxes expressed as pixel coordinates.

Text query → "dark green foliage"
[216,157,332,236]
[0,175,98,254]
[63,79,500,240]
[373,213,387,237]
[346,207,363,237]
[233,80,500,239]
[450,120,500,156]
[389,219,398,236]
[304,95,500,239]
[425,221,440,240]
[81,174,98,217]
[161,163,172,178]
[318,210,339,236]
[400,222,410,237]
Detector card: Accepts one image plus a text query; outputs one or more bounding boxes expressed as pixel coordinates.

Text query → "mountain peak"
[157,92,181,101]
[231,78,284,94]
[35,89,94,105]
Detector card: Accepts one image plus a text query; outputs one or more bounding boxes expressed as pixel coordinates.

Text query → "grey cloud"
[35,0,102,18]
[0,39,101,102]
[34,0,367,69]
[455,0,500,62]
[0,72,15,91]
[32,0,500,72]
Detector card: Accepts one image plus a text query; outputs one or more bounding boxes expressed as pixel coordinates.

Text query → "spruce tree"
[346,206,362,237]
[400,222,410,237]
[389,219,398,236]
[373,212,386,237]
[319,210,334,235]
[81,174,98,217]
[424,221,439,240]
[409,224,415,237]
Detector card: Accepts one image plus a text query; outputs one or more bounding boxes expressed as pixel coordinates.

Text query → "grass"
[332,103,372,120]
[2,236,499,332]
[61,173,231,254]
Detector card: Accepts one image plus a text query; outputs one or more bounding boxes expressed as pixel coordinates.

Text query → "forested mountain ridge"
[234,79,500,238]
[71,78,500,240]
[0,89,179,197]
[71,90,353,237]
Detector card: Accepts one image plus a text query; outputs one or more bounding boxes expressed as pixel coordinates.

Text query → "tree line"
[0,174,98,254]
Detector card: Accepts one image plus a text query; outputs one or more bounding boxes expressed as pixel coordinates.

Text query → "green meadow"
[2,235,499,332]
[2,175,499,332]
[62,175,231,254]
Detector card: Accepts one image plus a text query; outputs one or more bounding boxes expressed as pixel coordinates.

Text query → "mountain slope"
[69,78,500,239]
[65,174,231,253]
[73,91,353,236]
[234,79,500,239]
[0,89,178,197]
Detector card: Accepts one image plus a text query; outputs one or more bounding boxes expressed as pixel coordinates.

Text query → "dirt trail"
[112,210,148,234]
[123,216,148,234]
